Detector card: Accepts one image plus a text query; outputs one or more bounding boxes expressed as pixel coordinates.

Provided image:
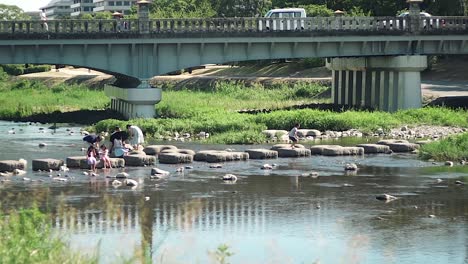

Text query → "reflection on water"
[1,121,468,263]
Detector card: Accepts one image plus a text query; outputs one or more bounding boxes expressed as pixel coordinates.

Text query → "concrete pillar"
[326,55,427,112]
[105,85,162,119]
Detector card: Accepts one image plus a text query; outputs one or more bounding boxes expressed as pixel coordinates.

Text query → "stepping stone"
[276,148,311,158]
[79,158,125,169]
[159,153,194,164]
[310,145,342,155]
[0,159,27,172]
[377,140,419,152]
[245,149,278,159]
[322,146,364,156]
[205,152,249,163]
[143,145,178,155]
[271,144,306,150]
[161,149,196,156]
[194,150,226,162]
[32,158,64,171]
[356,144,392,154]
[66,156,86,168]
[123,154,156,166]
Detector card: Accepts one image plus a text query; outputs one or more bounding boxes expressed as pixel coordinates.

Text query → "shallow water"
[0,121,467,263]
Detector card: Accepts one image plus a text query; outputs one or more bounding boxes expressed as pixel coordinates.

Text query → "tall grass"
[0,207,97,264]
[420,133,468,161]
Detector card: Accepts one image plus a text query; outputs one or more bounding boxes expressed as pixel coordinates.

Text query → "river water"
[0,121,467,263]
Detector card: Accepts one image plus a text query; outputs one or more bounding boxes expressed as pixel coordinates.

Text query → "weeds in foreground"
[209,244,234,264]
[0,207,98,264]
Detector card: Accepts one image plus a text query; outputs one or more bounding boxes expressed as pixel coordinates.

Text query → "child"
[289,123,300,149]
[99,145,112,169]
[87,145,98,172]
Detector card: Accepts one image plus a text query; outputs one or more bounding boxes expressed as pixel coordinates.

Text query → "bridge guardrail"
[0,16,467,38]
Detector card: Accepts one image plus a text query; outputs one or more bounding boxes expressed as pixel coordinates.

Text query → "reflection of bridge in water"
[52,194,465,236]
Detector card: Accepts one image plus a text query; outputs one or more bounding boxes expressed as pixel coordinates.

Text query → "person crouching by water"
[126,124,144,150]
[99,145,112,169]
[289,123,300,149]
[87,145,98,172]
[83,134,104,148]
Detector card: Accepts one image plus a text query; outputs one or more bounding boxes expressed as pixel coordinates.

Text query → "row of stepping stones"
[0,140,420,172]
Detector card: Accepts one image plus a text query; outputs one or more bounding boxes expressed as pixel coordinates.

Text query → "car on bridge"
[262,8,306,31]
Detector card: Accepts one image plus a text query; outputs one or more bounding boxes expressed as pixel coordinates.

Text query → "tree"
[299,4,333,17]
[0,4,30,20]
[214,0,271,17]
[149,0,217,18]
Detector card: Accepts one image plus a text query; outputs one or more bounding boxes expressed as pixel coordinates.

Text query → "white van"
[263,8,307,30]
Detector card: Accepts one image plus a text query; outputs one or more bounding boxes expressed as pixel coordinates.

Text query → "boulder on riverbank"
[245,149,278,159]
[0,159,27,173]
[297,129,321,137]
[32,158,64,171]
[262,130,288,139]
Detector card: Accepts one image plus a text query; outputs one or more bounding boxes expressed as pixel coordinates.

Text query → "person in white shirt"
[126,124,145,150]
[289,123,300,149]
[40,9,48,31]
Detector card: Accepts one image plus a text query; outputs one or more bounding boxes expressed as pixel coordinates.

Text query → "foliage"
[0,79,108,119]
[149,0,217,18]
[0,207,97,264]
[346,6,371,17]
[420,133,468,162]
[0,4,31,20]
[94,11,113,19]
[0,64,51,76]
[299,58,325,68]
[209,244,234,264]
[299,4,333,17]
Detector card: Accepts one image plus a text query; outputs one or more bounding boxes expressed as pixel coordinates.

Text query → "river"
[0,121,467,263]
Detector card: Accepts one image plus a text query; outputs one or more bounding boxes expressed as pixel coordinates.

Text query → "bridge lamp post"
[137,0,151,34]
[407,0,423,32]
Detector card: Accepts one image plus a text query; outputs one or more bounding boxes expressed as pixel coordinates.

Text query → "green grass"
[419,132,468,161]
[0,207,97,264]
[0,78,109,119]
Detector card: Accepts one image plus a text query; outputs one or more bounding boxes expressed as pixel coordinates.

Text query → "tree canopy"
[0,4,30,20]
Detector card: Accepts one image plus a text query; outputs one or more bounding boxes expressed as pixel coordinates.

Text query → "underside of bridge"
[326,55,427,112]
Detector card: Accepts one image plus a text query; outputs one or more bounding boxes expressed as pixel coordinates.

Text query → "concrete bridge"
[1,2,467,117]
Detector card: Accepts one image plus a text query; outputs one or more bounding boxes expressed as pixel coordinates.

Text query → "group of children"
[83,124,145,172]
[86,140,113,173]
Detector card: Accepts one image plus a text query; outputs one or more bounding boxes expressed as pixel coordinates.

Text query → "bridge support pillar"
[326,55,427,111]
[105,84,162,119]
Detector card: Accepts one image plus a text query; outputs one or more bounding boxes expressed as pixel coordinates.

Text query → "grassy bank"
[0,207,97,263]
[0,76,108,119]
[419,133,468,162]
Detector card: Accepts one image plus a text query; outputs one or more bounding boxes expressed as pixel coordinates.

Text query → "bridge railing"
[420,16,468,31]
[0,16,467,37]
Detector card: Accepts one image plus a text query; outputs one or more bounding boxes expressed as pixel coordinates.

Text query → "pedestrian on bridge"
[40,9,48,32]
